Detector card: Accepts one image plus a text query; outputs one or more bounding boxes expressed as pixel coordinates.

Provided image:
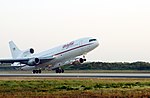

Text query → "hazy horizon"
[0,0,150,62]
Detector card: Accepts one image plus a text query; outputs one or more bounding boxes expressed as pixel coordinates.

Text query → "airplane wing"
[0,56,55,66]
[0,58,29,64]
[39,56,55,63]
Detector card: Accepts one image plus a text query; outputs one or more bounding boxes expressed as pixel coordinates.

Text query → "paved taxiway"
[0,73,150,78]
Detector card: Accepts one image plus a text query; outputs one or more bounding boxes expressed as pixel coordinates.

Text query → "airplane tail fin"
[9,41,22,59]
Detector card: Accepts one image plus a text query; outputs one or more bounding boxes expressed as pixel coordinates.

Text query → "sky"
[0,0,150,62]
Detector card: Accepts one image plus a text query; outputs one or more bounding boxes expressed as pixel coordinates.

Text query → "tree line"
[1,61,150,70]
[64,61,150,70]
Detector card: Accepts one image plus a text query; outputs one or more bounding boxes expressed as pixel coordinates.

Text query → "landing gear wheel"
[55,69,59,73]
[61,69,64,73]
[39,70,41,73]
[55,68,64,73]
[83,55,86,61]
[32,70,42,74]
[84,59,86,61]
[33,70,36,74]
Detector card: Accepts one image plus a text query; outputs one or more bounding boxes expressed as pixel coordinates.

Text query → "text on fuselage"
[63,41,74,49]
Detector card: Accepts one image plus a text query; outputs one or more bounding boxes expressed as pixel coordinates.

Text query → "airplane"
[0,37,99,73]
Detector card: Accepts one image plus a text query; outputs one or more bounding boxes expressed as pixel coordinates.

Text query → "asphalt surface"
[0,73,150,78]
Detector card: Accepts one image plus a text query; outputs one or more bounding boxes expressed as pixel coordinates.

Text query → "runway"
[0,73,150,78]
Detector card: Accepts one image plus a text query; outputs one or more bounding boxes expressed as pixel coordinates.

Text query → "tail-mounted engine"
[25,48,34,54]
[29,48,34,54]
[22,48,34,57]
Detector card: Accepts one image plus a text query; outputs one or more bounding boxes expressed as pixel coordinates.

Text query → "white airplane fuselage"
[21,37,99,71]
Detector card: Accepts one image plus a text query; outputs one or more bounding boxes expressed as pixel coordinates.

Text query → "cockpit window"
[89,39,96,42]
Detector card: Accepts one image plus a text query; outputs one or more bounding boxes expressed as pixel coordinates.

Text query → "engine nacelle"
[21,48,34,57]
[21,48,34,58]
[25,48,34,54]
[29,48,34,54]
[27,58,40,66]
[72,58,86,65]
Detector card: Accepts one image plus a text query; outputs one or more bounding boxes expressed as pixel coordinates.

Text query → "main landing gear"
[32,68,64,74]
[55,68,64,73]
[32,70,41,74]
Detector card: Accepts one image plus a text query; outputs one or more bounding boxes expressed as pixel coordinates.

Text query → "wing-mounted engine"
[71,58,86,65]
[27,58,40,66]
[63,58,86,66]
[21,48,34,57]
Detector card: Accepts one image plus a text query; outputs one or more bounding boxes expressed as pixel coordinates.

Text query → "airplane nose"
[92,40,99,49]
[95,41,99,47]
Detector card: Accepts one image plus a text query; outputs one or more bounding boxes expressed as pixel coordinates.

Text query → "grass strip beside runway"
[0,78,150,97]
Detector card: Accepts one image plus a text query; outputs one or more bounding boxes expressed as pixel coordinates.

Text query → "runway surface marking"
[0,73,150,78]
